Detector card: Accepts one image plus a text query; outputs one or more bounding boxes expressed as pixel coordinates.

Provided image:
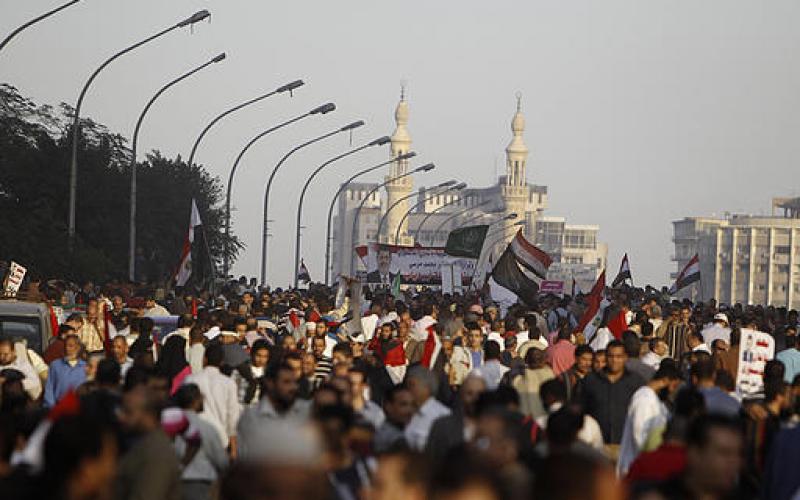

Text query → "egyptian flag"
[576,270,606,339]
[612,254,632,288]
[669,254,700,294]
[420,323,441,369]
[174,199,202,287]
[491,247,541,306]
[297,259,311,284]
[509,229,553,280]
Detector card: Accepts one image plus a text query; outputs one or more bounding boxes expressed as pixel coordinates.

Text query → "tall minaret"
[501,93,530,242]
[382,84,413,244]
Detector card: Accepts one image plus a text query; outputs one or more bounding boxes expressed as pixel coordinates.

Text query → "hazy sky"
[4,0,800,287]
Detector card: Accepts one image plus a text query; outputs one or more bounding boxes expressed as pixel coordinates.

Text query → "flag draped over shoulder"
[445,225,489,258]
[576,270,606,338]
[612,253,632,288]
[174,199,202,287]
[670,254,700,294]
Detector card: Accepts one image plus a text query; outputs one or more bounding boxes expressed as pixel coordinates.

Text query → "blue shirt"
[470,350,482,369]
[44,358,87,407]
[776,348,800,384]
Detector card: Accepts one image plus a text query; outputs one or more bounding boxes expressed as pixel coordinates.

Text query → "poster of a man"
[366,246,399,286]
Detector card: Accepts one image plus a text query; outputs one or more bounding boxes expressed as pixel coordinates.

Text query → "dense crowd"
[2,275,800,500]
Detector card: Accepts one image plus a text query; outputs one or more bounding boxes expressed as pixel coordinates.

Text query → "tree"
[0,84,241,283]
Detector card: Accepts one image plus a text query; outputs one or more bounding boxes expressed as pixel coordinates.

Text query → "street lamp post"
[323,152,416,285]
[187,79,304,167]
[224,102,335,279]
[349,163,435,276]
[128,52,225,281]
[260,111,366,285]
[68,9,211,248]
[393,183,467,245]
[374,180,457,243]
[292,133,389,288]
[416,199,492,245]
[0,0,81,54]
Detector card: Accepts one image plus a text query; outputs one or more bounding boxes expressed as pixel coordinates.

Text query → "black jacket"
[579,369,645,444]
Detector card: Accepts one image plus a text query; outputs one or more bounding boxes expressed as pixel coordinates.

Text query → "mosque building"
[330,88,607,289]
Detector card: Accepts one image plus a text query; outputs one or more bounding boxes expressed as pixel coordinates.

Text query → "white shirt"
[640,351,663,371]
[1,357,42,400]
[537,402,604,450]
[617,386,669,476]
[144,304,171,317]
[176,410,229,481]
[692,343,711,354]
[404,397,451,451]
[701,324,731,347]
[589,327,615,351]
[186,366,241,447]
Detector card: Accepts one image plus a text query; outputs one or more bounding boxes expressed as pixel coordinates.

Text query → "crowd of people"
[2,275,800,500]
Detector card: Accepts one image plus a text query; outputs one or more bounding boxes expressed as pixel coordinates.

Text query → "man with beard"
[237,363,311,460]
[617,363,683,476]
[116,386,181,500]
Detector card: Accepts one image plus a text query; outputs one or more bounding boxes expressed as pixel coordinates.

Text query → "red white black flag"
[509,229,553,280]
[174,199,202,287]
[611,253,632,288]
[669,254,700,294]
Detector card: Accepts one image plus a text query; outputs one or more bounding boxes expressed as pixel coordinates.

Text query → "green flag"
[391,273,401,300]
[444,224,489,258]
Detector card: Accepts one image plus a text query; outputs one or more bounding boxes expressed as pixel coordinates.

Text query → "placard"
[736,328,775,399]
[3,261,27,297]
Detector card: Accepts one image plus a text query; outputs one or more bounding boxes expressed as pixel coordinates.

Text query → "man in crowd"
[111,335,133,378]
[580,340,646,457]
[617,363,682,476]
[186,343,241,458]
[44,334,87,407]
[404,365,451,451]
[0,338,42,400]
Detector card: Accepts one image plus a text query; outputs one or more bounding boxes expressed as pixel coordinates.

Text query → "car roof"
[0,300,49,317]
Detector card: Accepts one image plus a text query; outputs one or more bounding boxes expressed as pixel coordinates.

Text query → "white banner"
[736,328,775,399]
[362,243,475,286]
[3,261,27,297]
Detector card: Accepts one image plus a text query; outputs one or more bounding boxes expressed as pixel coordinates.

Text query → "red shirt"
[546,339,576,376]
[626,443,686,484]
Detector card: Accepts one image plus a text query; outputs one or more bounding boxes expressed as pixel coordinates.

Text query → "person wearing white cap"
[701,313,732,348]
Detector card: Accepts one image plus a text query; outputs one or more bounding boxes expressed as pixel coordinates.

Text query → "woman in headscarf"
[156,336,190,395]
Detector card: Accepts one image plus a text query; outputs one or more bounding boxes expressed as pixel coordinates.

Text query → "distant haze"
[4,0,799,286]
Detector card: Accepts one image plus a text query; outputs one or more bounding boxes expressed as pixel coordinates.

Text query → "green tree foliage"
[0,84,240,283]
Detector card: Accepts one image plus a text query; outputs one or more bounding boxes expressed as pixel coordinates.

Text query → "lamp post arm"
[0,0,81,54]
[260,125,341,285]
[129,54,224,280]
[187,79,304,166]
[324,155,409,284]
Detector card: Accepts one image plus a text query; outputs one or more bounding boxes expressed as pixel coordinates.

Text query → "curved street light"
[292,134,389,287]
[68,9,211,247]
[260,114,366,285]
[417,199,492,246]
[374,180,457,243]
[349,163,435,275]
[0,0,81,55]
[128,52,225,281]
[323,152,416,284]
[223,102,335,278]
[394,182,467,245]
[187,79,304,167]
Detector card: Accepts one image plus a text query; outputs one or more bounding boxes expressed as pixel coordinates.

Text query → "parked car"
[0,299,53,354]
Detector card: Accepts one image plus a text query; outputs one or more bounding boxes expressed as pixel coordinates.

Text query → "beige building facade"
[672,198,800,308]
